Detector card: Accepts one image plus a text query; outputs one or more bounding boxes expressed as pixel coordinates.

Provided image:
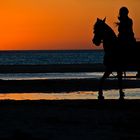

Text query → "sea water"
[0,50,104,80]
[0,50,104,65]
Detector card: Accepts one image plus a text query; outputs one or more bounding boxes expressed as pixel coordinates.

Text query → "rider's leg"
[98,70,111,100]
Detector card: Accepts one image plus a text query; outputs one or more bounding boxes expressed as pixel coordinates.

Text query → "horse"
[92,18,140,100]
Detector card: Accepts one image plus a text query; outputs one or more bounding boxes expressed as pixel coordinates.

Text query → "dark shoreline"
[1,99,140,108]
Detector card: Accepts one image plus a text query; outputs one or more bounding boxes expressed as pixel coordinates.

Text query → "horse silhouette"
[92,18,140,100]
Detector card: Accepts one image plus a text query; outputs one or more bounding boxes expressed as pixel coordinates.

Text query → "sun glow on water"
[1,88,140,100]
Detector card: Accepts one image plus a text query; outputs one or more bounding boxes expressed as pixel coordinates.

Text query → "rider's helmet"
[119,7,129,17]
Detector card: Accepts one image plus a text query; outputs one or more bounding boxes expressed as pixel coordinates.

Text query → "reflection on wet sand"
[0,88,140,100]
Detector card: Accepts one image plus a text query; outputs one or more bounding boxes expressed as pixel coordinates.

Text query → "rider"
[116,7,137,67]
[116,6,136,49]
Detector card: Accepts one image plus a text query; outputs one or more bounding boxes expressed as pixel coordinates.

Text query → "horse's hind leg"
[117,71,125,100]
[136,70,140,78]
[98,70,111,100]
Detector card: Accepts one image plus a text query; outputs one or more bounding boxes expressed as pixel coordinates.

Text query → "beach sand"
[0,100,140,139]
[0,64,140,139]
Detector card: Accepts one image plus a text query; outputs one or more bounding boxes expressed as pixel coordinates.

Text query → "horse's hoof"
[119,91,125,100]
[98,95,104,101]
[119,96,125,100]
[98,90,103,96]
[136,73,140,79]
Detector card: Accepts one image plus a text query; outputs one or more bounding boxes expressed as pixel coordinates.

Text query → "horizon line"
[0,49,103,51]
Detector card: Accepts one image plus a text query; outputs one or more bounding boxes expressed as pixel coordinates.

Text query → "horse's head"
[92,18,106,46]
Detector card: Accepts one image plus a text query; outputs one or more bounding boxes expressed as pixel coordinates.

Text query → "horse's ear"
[103,17,106,23]
[97,18,100,21]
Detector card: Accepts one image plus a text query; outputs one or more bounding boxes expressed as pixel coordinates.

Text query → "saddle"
[104,45,140,71]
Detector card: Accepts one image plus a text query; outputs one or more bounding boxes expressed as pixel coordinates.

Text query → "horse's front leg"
[117,71,125,100]
[98,70,111,100]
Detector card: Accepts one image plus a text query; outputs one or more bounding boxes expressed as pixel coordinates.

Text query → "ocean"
[0,50,139,100]
[0,50,104,65]
[0,50,103,80]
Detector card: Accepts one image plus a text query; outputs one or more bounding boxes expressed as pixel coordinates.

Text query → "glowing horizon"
[0,0,140,50]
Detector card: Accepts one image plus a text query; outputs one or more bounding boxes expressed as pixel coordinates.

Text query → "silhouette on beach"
[92,7,140,100]
[116,7,137,68]
[117,7,136,49]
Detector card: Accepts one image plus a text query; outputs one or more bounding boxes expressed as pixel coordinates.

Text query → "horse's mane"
[104,22,117,39]
[94,18,117,42]
[101,22,118,51]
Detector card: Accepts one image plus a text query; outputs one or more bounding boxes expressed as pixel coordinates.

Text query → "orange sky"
[0,0,140,50]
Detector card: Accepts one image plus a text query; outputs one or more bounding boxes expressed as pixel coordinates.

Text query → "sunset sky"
[0,0,140,50]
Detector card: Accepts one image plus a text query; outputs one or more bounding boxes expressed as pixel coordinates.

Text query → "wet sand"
[0,63,139,93]
[0,78,140,93]
[0,100,140,139]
